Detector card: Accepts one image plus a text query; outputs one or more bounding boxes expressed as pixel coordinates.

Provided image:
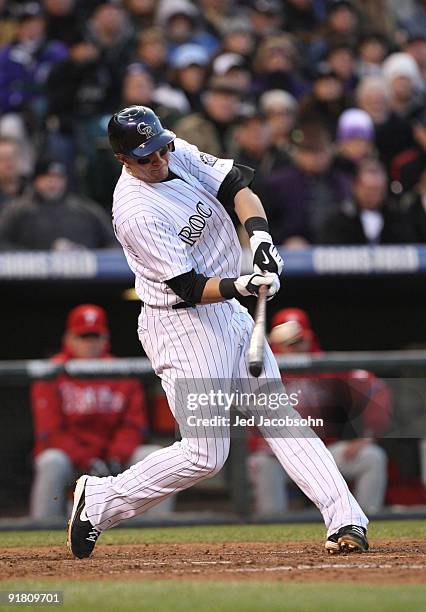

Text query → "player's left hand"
[264,272,280,300]
[234,272,280,300]
[250,231,284,275]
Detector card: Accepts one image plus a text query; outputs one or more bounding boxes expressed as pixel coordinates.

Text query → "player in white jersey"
[68,106,369,558]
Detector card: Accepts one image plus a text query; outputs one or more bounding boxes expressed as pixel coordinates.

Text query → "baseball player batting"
[68,106,369,558]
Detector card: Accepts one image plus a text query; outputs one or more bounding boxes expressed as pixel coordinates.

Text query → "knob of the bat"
[249,362,263,377]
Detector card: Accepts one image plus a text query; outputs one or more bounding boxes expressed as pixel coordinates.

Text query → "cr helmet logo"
[137,123,155,138]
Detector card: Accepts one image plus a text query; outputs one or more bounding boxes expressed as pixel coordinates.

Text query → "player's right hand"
[234,272,280,299]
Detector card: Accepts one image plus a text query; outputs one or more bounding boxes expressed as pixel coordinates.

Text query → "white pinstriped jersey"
[112,138,242,307]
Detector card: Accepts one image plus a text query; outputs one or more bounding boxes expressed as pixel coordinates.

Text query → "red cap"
[66,304,109,336]
[271,308,312,334]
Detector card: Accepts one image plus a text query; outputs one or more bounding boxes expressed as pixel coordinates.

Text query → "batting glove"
[250,231,284,275]
[234,272,280,300]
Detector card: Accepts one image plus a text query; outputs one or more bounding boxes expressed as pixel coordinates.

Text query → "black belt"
[141,301,195,310]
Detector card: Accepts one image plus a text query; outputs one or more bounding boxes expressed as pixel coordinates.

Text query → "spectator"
[282,0,324,42]
[0,2,68,116]
[259,89,298,152]
[325,0,360,40]
[121,64,181,128]
[402,168,426,243]
[402,0,426,40]
[220,19,256,59]
[174,77,242,156]
[0,157,116,250]
[252,34,310,100]
[0,111,34,177]
[248,0,284,38]
[299,64,350,137]
[249,307,390,516]
[123,0,157,29]
[198,0,235,39]
[325,42,358,93]
[334,108,376,175]
[45,36,115,184]
[133,27,169,83]
[402,33,426,80]
[387,0,417,23]
[318,158,415,244]
[229,106,289,200]
[311,0,361,62]
[85,2,134,92]
[30,304,174,519]
[354,0,396,37]
[391,108,426,192]
[212,53,252,95]
[167,44,210,113]
[357,32,390,78]
[42,0,82,46]
[381,52,425,119]
[0,137,28,211]
[356,75,415,171]
[265,120,351,247]
[0,0,18,47]
[156,0,219,58]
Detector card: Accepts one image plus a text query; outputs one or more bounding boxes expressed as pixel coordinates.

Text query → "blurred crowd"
[0,0,425,250]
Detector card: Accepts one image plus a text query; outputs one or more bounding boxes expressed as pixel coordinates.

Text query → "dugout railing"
[1,350,426,381]
[0,351,425,529]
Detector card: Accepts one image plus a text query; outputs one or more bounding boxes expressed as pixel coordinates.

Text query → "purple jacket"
[264,163,352,244]
[0,39,68,113]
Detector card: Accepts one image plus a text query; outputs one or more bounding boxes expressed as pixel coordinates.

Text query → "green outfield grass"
[0,519,425,548]
[0,581,425,612]
[1,521,425,611]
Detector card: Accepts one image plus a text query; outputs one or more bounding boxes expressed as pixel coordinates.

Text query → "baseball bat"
[248,284,268,377]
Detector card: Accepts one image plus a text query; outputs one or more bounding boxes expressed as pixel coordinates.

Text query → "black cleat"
[67,475,100,559]
[325,525,369,554]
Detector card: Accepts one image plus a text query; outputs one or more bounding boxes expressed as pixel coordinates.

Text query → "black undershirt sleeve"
[217,164,255,212]
[165,269,209,304]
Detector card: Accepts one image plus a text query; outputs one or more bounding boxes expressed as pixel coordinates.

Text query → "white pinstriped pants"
[85,300,368,536]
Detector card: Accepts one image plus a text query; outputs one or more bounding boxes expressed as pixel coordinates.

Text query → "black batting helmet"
[107,106,176,159]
